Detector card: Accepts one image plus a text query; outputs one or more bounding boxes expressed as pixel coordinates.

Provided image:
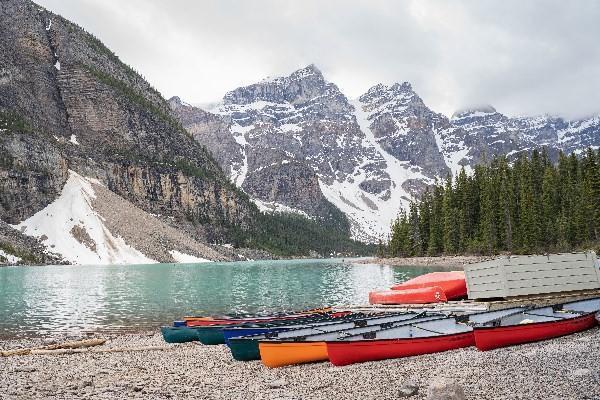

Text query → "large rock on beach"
[425,378,466,400]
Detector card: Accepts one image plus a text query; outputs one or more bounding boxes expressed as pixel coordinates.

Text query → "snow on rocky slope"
[171,65,599,242]
[12,171,222,265]
[14,171,155,265]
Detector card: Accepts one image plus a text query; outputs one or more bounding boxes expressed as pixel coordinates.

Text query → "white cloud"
[37,0,600,119]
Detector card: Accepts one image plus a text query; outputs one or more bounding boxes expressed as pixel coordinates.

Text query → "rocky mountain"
[0,1,367,265]
[170,66,600,242]
[171,66,435,241]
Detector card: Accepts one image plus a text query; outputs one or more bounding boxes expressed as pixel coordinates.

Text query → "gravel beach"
[1,328,599,400]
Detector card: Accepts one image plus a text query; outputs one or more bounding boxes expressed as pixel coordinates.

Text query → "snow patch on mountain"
[230,125,251,186]
[315,99,432,241]
[252,199,310,218]
[434,128,473,175]
[169,250,212,264]
[0,249,21,264]
[13,171,156,265]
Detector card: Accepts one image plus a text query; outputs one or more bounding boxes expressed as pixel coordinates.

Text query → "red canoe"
[369,286,447,305]
[327,317,474,366]
[390,271,467,300]
[471,307,598,351]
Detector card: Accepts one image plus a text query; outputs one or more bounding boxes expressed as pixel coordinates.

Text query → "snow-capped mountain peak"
[451,105,498,121]
[170,64,599,242]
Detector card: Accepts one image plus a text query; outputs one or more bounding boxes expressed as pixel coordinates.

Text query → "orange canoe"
[259,342,328,368]
[390,271,467,300]
[369,286,447,304]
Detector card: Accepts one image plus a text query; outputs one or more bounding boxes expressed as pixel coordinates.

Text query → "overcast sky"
[37,0,600,119]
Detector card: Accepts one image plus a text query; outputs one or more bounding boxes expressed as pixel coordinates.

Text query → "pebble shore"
[1,328,599,400]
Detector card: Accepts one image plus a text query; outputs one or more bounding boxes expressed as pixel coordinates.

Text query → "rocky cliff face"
[0,0,274,262]
[171,66,599,242]
[171,66,432,241]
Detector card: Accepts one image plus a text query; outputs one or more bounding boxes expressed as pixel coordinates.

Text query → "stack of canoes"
[161,308,353,344]
[160,297,600,368]
[369,271,467,305]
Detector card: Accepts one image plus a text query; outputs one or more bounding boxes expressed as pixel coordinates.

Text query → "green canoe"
[161,326,202,343]
[228,336,261,361]
[195,325,230,345]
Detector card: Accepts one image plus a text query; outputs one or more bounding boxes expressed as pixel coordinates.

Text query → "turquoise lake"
[0,259,450,339]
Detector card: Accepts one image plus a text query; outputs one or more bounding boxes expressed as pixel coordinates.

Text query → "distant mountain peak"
[290,64,323,80]
[258,64,324,85]
[451,105,498,120]
[359,81,421,110]
[222,63,348,110]
[391,81,413,92]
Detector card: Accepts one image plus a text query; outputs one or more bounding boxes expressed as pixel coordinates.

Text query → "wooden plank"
[507,281,600,296]
[468,268,503,279]
[466,275,503,285]
[469,281,507,291]
[503,260,595,274]
[464,258,505,272]
[506,267,596,281]
[465,262,473,295]
[505,279,598,290]
[340,288,600,313]
[506,275,599,289]
[468,288,506,299]
[498,253,592,266]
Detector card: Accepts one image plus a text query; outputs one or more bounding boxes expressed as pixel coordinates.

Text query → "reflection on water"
[0,259,446,338]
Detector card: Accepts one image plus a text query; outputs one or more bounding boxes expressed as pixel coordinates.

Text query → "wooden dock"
[338,289,600,315]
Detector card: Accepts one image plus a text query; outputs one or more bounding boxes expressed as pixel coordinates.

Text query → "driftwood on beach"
[1,339,107,357]
[1,338,174,357]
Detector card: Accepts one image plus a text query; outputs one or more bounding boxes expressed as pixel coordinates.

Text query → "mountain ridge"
[0,1,368,264]
[170,64,600,242]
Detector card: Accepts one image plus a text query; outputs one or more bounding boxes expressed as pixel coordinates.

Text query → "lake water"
[0,259,450,339]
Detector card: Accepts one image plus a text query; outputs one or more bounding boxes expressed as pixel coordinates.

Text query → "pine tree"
[455,167,470,252]
[418,190,432,254]
[497,157,514,252]
[442,175,459,254]
[428,184,445,256]
[541,166,558,251]
[477,165,497,255]
[408,202,422,256]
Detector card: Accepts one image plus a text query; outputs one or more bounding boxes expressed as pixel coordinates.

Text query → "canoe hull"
[326,332,475,366]
[369,286,447,304]
[259,342,328,368]
[229,338,261,361]
[195,326,228,345]
[390,271,467,300]
[161,326,199,343]
[474,313,597,351]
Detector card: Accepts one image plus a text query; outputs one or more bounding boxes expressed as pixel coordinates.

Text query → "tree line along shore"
[381,148,600,258]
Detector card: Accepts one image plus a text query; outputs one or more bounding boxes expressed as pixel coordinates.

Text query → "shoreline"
[358,255,490,268]
[1,330,598,399]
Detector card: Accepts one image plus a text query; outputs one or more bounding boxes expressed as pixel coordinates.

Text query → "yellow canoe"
[259,341,329,368]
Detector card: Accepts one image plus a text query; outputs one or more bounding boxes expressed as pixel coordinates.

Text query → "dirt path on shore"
[357,255,490,268]
[1,329,599,400]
